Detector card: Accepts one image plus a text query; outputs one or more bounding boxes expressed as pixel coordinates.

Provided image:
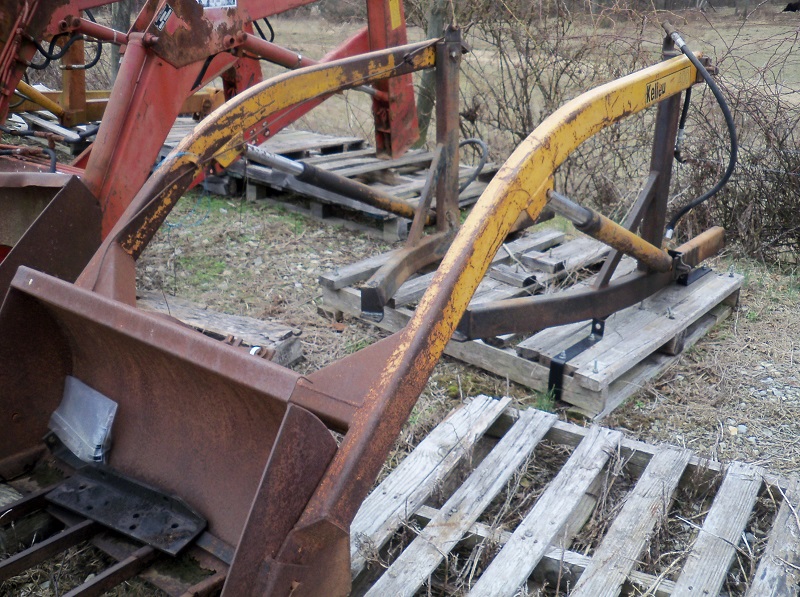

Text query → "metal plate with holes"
[46,467,207,555]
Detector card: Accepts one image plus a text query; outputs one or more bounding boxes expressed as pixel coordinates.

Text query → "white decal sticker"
[197,0,237,7]
[154,4,173,30]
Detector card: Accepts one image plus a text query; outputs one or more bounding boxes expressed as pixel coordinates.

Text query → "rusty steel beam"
[360,230,453,321]
[456,227,725,340]
[547,189,674,273]
[245,145,429,223]
[91,37,439,267]
[0,30,728,597]
[280,53,706,579]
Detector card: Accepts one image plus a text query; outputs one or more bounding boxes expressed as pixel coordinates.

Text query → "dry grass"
[4,9,800,595]
[604,255,800,475]
[0,542,166,596]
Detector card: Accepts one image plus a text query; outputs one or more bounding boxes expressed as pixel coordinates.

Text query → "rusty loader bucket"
[0,26,731,596]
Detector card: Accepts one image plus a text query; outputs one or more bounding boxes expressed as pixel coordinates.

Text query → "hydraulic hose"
[458,138,489,193]
[674,86,691,163]
[0,147,56,172]
[29,33,82,69]
[78,10,104,71]
[662,21,737,239]
[254,19,275,43]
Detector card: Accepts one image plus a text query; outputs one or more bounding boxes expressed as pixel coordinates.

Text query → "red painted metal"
[367,0,419,157]
[0,0,419,271]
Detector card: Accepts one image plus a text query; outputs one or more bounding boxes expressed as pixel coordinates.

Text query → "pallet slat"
[468,426,622,596]
[137,291,302,367]
[391,230,566,308]
[350,395,511,578]
[570,447,692,596]
[0,519,99,581]
[364,408,558,597]
[746,478,800,596]
[569,274,740,391]
[63,545,157,597]
[350,399,800,595]
[672,461,764,595]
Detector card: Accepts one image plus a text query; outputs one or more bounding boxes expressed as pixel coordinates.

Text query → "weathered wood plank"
[318,250,400,290]
[672,461,763,596]
[594,302,734,418]
[323,249,740,416]
[301,147,376,166]
[334,151,435,178]
[570,273,743,392]
[137,291,302,367]
[485,263,538,287]
[238,163,395,218]
[481,237,609,303]
[260,130,364,156]
[364,408,558,597]
[518,250,566,273]
[570,447,692,596]
[468,426,622,596]
[321,286,608,415]
[411,503,677,597]
[391,230,566,308]
[746,478,800,597]
[350,395,511,578]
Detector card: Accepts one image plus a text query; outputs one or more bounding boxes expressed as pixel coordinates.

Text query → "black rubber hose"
[0,122,98,143]
[0,148,56,171]
[254,19,276,43]
[81,39,103,70]
[458,138,489,194]
[0,124,33,136]
[674,86,691,163]
[663,22,738,239]
[191,54,217,91]
[29,32,83,69]
[42,148,57,172]
[81,9,104,70]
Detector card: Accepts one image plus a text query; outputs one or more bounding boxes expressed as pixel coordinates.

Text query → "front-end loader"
[0,22,736,596]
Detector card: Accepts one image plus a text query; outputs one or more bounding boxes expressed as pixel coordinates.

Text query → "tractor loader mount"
[0,21,735,597]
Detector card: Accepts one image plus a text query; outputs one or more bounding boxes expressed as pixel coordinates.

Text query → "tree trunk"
[414,0,448,148]
[111,1,134,82]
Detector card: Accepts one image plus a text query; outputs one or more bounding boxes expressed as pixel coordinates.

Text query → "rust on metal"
[456,228,725,339]
[0,21,732,596]
[108,38,438,261]
[360,230,454,320]
[577,210,674,273]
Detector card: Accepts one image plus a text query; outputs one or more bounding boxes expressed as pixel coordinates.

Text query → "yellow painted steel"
[116,40,438,257]
[15,81,65,116]
[10,87,223,124]
[411,53,698,353]
[301,53,705,527]
[582,212,674,272]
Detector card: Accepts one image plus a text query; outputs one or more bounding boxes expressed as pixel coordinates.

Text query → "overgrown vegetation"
[408,0,800,259]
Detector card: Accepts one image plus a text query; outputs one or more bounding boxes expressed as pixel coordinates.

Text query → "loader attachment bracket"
[46,465,207,556]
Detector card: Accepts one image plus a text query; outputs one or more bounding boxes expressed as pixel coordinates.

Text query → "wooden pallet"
[350,395,800,596]
[137,290,302,367]
[162,119,497,241]
[320,230,744,417]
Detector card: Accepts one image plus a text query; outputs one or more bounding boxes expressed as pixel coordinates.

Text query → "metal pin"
[667,307,675,319]
[593,360,599,373]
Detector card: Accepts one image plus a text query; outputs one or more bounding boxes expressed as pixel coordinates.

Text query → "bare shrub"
[459,4,662,213]
[671,18,800,259]
[452,0,800,257]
